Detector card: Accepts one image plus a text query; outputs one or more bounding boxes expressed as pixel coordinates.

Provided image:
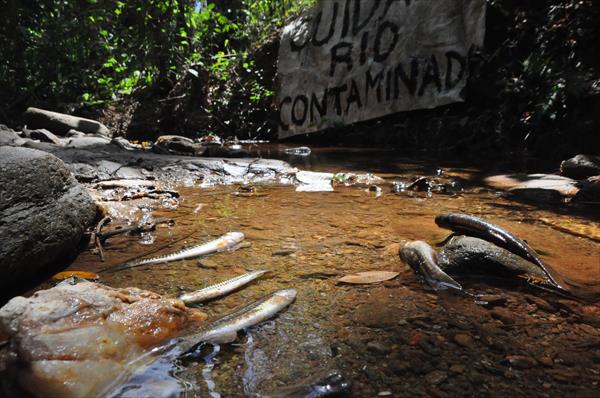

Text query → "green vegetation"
[0,0,313,135]
[1,0,597,157]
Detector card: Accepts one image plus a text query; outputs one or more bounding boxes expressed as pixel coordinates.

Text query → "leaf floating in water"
[338,271,399,285]
[52,271,100,281]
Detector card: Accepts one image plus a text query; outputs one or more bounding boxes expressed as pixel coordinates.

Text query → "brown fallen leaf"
[337,271,399,285]
[52,271,100,281]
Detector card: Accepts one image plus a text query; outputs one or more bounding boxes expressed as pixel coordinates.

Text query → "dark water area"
[25,148,600,396]
[244,144,562,176]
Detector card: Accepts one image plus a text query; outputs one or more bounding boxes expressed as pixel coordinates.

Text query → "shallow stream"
[42,147,600,396]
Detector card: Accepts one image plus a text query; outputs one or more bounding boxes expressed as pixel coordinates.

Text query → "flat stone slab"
[484,174,579,202]
[24,107,111,137]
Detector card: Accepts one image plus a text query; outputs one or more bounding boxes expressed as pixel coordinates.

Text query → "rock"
[390,360,411,375]
[449,364,466,374]
[573,177,600,203]
[484,174,579,203]
[296,170,334,192]
[476,294,507,307]
[524,295,556,313]
[152,135,205,156]
[66,128,86,137]
[66,162,99,182]
[490,308,518,325]
[366,341,392,354]
[0,147,97,291]
[24,128,63,145]
[425,370,448,386]
[111,136,142,151]
[504,355,537,369]
[581,305,600,327]
[560,154,600,179]
[453,333,474,348]
[0,125,25,146]
[65,135,111,148]
[537,356,554,367]
[0,279,207,398]
[438,236,545,276]
[23,107,111,137]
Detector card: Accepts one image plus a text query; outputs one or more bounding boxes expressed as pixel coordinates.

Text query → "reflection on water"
[59,150,600,396]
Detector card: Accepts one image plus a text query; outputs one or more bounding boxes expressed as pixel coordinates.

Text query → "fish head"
[273,289,297,303]
[223,231,245,246]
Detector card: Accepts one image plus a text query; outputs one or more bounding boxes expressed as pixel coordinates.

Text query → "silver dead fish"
[106,231,245,272]
[104,289,297,397]
[185,288,297,345]
[179,270,269,305]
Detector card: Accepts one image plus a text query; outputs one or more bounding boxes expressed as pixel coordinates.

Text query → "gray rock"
[23,107,111,137]
[0,125,25,146]
[152,135,205,156]
[438,236,545,276]
[573,177,600,203]
[0,147,97,291]
[560,154,600,179]
[66,129,86,137]
[111,137,142,151]
[66,162,99,182]
[66,135,111,148]
[24,128,64,145]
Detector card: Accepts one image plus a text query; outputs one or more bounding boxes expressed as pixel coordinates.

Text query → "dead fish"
[103,289,297,397]
[183,288,297,345]
[255,369,350,398]
[399,241,463,291]
[179,270,269,305]
[106,231,245,272]
[434,213,567,290]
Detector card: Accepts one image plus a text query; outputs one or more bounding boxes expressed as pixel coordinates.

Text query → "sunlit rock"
[0,279,207,398]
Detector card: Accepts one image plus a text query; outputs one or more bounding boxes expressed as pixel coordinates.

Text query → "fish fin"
[205,331,238,344]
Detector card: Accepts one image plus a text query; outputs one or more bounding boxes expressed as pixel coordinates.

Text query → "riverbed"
[32,147,600,396]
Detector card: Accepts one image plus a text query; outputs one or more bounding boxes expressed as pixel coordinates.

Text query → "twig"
[94,216,111,262]
[98,218,174,243]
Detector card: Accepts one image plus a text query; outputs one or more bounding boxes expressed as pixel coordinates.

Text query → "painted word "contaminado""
[279,50,468,131]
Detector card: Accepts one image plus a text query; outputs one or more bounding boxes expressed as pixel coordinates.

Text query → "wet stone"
[581,305,600,327]
[453,333,474,348]
[449,364,466,374]
[390,360,411,375]
[537,356,554,367]
[366,341,392,355]
[504,355,538,370]
[477,294,507,308]
[491,308,518,325]
[525,295,556,313]
[425,370,448,386]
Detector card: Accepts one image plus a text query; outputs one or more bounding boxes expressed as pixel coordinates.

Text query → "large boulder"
[0,279,207,398]
[23,107,111,137]
[0,147,97,291]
